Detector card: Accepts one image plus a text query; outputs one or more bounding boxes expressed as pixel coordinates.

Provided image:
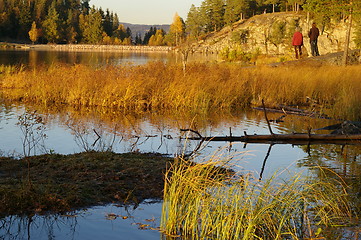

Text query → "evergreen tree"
[42,2,61,43]
[78,7,103,43]
[143,26,156,44]
[186,4,203,39]
[288,0,305,11]
[102,8,113,36]
[200,0,225,32]
[264,0,280,13]
[134,33,142,45]
[224,0,249,25]
[65,9,77,43]
[34,0,47,22]
[81,0,90,14]
[18,1,33,39]
[113,23,128,41]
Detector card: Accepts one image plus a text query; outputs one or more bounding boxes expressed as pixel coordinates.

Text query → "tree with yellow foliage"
[166,13,185,46]
[149,29,166,46]
[28,21,40,44]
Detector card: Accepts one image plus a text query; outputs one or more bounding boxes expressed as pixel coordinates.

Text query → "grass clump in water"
[0,151,172,216]
[161,157,356,239]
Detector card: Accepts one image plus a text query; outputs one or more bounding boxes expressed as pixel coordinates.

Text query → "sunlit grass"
[161,156,355,239]
[1,62,361,119]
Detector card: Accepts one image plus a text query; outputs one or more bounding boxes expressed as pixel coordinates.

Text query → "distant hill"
[120,23,170,39]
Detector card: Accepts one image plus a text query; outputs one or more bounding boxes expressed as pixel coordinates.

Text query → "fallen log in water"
[182,130,361,145]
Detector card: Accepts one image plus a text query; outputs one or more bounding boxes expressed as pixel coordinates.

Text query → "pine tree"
[79,7,103,43]
[42,2,61,43]
[224,0,249,25]
[264,0,280,13]
[186,4,203,39]
[34,0,47,22]
[112,13,119,33]
[199,0,225,32]
[143,26,156,44]
[113,24,128,41]
[134,33,142,45]
[65,9,77,43]
[18,1,33,39]
[103,9,113,37]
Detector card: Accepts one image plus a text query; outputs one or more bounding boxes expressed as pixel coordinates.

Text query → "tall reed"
[2,62,361,119]
[161,157,354,239]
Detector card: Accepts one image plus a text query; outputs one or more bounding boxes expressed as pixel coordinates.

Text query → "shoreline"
[0,42,175,53]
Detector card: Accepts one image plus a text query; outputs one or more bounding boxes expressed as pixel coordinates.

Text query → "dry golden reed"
[161,157,355,239]
[1,62,361,119]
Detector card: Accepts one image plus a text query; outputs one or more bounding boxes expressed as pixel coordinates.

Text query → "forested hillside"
[0,0,133,44]
[184,0,361,42]
[0,0,176,45]
[1,0,361,52]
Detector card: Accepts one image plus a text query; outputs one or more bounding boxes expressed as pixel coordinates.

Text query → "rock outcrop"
[192,12,356,59]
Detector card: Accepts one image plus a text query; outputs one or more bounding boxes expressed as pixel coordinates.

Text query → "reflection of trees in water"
[298,144,361,218]
[17,103,261,154]
[0,214,78,240]
[298,144,361,178]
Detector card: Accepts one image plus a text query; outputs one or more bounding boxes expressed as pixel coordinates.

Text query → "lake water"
[0,48,219,67]
[0,49,359,239]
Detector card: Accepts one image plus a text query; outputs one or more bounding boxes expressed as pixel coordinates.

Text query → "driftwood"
[181,129,361,145]
[253,104,331,119]
[181,101,361,146]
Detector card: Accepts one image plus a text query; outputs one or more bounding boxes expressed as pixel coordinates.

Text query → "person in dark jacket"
[292,28,303,59]
[308,22,320,56]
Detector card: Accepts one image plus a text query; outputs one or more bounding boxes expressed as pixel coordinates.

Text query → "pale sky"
[89,0,203,25]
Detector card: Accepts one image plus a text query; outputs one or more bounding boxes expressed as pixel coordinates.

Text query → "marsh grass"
[161,157,355,239]
[2,62,361,118]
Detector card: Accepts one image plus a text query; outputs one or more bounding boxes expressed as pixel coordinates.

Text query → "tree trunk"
[343,1,353,66]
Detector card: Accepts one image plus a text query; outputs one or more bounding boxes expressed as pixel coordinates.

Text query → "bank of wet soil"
[0,151,173,216]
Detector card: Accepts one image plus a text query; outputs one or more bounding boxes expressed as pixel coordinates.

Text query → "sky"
[89,0,204,25]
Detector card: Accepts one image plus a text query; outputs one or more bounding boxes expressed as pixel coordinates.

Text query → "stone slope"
[193,12,356,58]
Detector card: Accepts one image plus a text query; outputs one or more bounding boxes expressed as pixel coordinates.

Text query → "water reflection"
[1,102,361,238]
[0,49,171,67]
[3,101,360,178]
[0,49,218,68]
[0,202,163,240]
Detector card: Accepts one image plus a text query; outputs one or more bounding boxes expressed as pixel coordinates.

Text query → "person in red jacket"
[292,27,303,59]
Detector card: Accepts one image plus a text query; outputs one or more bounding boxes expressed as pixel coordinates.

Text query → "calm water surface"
[0,49,359,239]
[0,48,218,67]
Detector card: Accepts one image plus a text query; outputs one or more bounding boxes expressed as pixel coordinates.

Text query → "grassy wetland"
[2,62,361,119]
[1,60,361,238]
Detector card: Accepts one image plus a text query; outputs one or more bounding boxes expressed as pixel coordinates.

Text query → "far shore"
[0,42,175,52]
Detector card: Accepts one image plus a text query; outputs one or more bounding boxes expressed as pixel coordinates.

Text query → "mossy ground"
[0,151,173,216]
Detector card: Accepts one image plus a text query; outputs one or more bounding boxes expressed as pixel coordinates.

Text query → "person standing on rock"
[292,27,303,59]
[308,22,320,56]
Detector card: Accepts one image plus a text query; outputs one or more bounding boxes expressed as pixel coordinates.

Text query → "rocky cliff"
[192,12,356,59]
